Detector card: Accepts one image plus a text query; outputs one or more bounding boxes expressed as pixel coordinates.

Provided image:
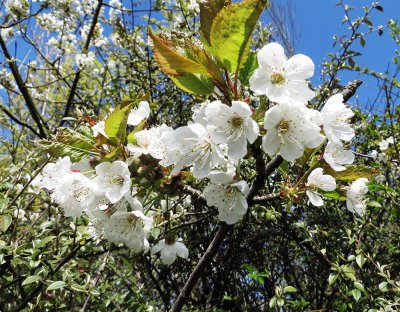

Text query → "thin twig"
[60,0,103,125]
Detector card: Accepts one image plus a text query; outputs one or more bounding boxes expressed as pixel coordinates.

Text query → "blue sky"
[286,0,400,112]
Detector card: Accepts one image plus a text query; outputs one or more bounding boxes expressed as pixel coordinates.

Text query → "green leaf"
[352,289,361,301]
[47,281,67,291]
[104,101,133,145]
[239,51,258,85]
[379,281,388,292]
[277,298,285,307]
[70,283,86,292]
[55,127,95,149]
[170,74,214,97]
[322,164,379,182]
[22,275,41,286]
[0,197,9,210]
[328,273,338,285]
[149,29,211,77]
[356,254,366,268]
[36,236,56,248]
[209,0,267,73]
[37,141,92,163]
[37,127,98,162]
[354,282,365,292]
[321,190,347,201]
[283,286,297,293]
[367,200,381,208]
[127,120,145,145]
[360,36,366,47]
[269,296,277,308]
[342,265,357,281]
[199,0,228,45]
[0,214,12,232]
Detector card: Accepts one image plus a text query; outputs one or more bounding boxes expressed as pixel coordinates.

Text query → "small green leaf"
[379,282,388,292]
[70,283,86,292]
[356,254,365,268]
[239,51,258,85]
[37,236,57,248]
[360,36,366,47]
[209,0,267,73]
[22,275,41,286]
[354,282,365,292]
[283,286,297,293]
[321,190,347,201]
[328,273,338,285]
[0,214,12,232]
[277,298,285,307]
[0,197,9,210]
[47,281,67,291]
[367,200,381,208]
[269,296,277,308]
[104,101,133,145]
[352,289,361,301]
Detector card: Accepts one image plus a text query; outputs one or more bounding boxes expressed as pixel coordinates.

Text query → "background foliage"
[0,0,399,311]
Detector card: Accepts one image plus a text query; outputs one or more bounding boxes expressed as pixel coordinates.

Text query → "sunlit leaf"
[170,74,214,97]
[209,0,267,73]
[47,281,67,291]
[149,29,211,77]
[22,275,41,286]
[322,164,380,182]
[104,100,133,145]
[0,214,12,232]
[199,0,228,45]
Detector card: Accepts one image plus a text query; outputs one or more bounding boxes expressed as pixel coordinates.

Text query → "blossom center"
[71,183,90,202]
[109,175,124,186]
[230,114,244,128]
[278,120,290,134]
[270,72,285,85]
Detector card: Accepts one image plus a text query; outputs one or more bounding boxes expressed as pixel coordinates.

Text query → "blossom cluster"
[35,42,372,265]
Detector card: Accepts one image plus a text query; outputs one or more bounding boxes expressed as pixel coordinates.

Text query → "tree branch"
[0,104,41,137]
[342,79,363,102]
[0,34,47,138]
[171,151,284,311]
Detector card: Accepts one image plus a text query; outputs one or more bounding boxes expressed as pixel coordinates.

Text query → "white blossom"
[94,161,131,203]
[323,141,355,171]
[169,123,225,179]
[127,101,150,126]
[321,94,355,146]
[104,210,153,252]
[204,170,249,224]
[378,136,393,151]
[262,102,325,162]
[205,100,259,159]
[151,238,189,265]
[249,42,315,104]
[305,168,336,206]
[52,172,98,217]
[34,156,72,191]
[127,125,174,162]
[346,178,369,215]
[370,149,378,160]
[92,120,107,138]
